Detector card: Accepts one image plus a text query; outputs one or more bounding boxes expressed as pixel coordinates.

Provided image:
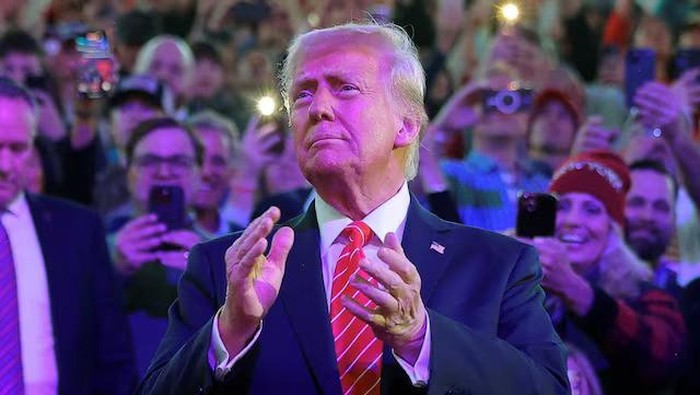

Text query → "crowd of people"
[1,0,700,394]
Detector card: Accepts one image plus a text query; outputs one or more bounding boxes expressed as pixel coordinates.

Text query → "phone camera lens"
[524,198,537,212]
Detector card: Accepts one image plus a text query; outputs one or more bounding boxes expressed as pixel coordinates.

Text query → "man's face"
[625,169,675,262]
[0,52,42,84]
[110,97,162,151]
[127,127,199,212]
[145,41,190,98]
[192,128,231,210]
[529,101,577,171]
[0,98,34,208]
[289,41,411,185]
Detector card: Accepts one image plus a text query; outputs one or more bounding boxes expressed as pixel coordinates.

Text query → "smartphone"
[625,48,655,108]
[74,30,117,99]
[674,48,700,79]
[515,192,558,238]
[148,185,187,231]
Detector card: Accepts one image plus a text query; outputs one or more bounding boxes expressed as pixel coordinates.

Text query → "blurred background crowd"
[3,0,700,394]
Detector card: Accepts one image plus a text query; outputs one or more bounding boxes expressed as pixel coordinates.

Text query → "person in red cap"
[528,150,685,395]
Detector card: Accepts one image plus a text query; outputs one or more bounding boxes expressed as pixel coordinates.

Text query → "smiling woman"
[530,150,686,395]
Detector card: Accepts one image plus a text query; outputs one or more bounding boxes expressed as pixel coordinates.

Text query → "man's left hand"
[342,232,427,365]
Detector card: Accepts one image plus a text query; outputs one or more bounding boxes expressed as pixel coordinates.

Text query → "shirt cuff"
[391,315,431,387]
[208,309,262,380]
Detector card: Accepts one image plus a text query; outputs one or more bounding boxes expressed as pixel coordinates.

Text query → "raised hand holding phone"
[74,30,118,99]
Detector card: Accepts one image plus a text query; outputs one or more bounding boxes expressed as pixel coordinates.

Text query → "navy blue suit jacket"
[26,194,136,394]
[139,197,568,394]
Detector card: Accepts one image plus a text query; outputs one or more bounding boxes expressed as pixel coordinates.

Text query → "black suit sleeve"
[425,246,569,395]
[89,211,138,394]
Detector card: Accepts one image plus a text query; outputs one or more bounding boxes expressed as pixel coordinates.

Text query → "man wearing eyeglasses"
[107,116,206,378]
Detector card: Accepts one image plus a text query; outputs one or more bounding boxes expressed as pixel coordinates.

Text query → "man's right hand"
[218,207,295,355]
[114,214,166,275]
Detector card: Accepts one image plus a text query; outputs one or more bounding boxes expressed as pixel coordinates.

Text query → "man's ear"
[394,116,421,148]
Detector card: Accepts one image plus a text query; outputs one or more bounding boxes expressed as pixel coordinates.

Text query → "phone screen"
[74,30,117,99]
[625,48,656,108]
[515,192,558,238]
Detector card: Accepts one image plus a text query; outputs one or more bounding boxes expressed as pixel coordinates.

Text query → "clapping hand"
[218,207,295,355]
[343,233,427,365]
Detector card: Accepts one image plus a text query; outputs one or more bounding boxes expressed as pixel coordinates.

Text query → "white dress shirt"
[3,194,58,395]
[209,183,431,386]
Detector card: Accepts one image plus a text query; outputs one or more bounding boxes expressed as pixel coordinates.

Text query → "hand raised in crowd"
[571,115,619,154]
[157,229,203,271]
[236,115,283,179]
[30,89,67,141]
[530,237,594,317]
[345,233,428,365]
[218,207,295,355]
[428,80,483,155]
[114,214,166,275]
[634,81,690,142]
[671,68,700,113]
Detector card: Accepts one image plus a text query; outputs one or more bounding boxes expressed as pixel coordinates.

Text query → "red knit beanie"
[549,150,631,225]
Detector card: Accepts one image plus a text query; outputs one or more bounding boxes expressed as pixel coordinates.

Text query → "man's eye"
[340,85,358,92]
[295,91,311,101]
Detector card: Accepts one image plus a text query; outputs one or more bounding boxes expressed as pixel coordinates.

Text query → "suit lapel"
[279,206,342,395]
[25,194,72,386]
[401,197,453,303]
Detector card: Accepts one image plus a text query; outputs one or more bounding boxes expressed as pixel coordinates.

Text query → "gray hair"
[187,110,240,160]
[280,22,428,180]
[134,35,195,76]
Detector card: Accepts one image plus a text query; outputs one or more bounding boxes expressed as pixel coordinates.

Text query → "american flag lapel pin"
[430,241,445,254]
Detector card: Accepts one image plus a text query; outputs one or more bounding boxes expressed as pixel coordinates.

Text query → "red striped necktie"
[330,221,382,395]
[0,218,24,394]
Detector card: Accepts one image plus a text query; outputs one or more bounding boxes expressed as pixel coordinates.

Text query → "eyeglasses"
[131,154,196,174]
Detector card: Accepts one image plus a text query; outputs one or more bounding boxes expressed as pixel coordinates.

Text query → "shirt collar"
[315,182,410,253]
[5,192,28,219]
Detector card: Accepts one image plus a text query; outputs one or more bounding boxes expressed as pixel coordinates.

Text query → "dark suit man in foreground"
[0,79,135,393]
[139,23,568,395]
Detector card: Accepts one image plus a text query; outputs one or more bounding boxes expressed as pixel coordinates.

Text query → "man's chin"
[627,239,665,262]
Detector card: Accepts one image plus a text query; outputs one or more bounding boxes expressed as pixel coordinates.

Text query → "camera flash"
[257,96,277,117]
[500,3,520,23]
